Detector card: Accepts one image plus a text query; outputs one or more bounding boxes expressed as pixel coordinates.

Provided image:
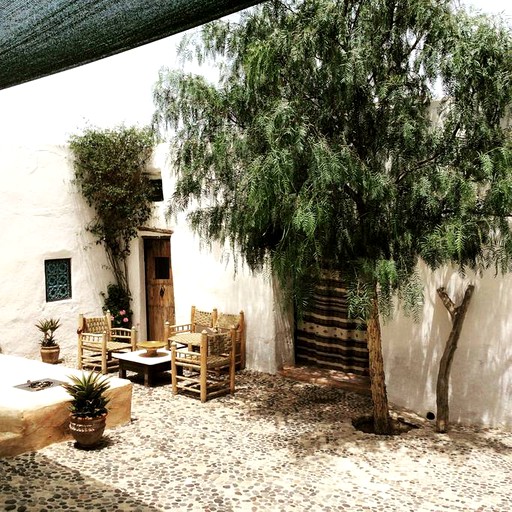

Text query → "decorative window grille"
[45,259,72,302]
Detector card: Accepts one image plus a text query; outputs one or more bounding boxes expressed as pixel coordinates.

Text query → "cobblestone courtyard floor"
[1,370,512,511]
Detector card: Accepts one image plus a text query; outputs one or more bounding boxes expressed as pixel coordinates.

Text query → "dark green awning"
[0,0,261,90]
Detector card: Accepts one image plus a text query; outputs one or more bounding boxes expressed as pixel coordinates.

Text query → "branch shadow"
[226,371,512,458]
[382,263,512,429]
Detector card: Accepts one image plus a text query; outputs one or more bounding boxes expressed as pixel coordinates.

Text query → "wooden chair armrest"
[167,323,193,334]
[217,325,234,333]
[80,332,105,342]
[111,327,131,333]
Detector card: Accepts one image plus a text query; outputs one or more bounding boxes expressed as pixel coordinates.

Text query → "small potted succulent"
[62,371,110,448]
[35,318,61,364]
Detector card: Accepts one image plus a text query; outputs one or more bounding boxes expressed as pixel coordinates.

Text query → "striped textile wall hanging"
[295,270,369,376]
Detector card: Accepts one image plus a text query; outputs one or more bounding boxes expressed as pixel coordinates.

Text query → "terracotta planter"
[68,413,107,448]
[40,345,60,364]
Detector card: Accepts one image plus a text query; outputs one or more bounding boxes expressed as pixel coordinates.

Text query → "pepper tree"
[153,0,512,434]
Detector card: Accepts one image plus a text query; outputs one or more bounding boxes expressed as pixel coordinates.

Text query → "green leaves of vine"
[69,126,156,294]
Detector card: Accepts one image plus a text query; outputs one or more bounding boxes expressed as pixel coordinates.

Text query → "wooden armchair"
[77,311,137,374]
[170,328,236,402]
[164,305,217,349]
[216,310,245,370]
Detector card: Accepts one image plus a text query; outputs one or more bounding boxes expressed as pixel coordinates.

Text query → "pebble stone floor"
[1,369,512,512]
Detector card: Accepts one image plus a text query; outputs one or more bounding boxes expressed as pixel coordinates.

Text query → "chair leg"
[130,327,137,351]
[101,338,107,374]
[200,366,207,402]
[200,334,208,402]
[77,315,84,369]
[230,329,236,394]
[171,344,178,396]
[77,339,83,369]
[230,353,236,394]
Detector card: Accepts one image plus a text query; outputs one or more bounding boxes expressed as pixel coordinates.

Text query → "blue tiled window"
[45,259,72,302]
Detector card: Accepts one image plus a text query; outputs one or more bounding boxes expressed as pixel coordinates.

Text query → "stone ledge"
[0,354,132,457]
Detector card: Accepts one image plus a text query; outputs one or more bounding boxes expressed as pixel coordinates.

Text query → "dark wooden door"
[144,238,175,341]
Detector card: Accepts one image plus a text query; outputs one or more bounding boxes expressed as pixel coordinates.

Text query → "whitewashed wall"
[382,262,512,429]
[0,143,294,374]
[0,144,112,364]
[4,142,509,427]
[138,145,295,373]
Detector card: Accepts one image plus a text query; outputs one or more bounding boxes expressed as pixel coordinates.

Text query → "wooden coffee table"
[116,349,172,387]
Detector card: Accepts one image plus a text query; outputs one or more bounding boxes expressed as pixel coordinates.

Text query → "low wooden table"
[116,349,172,387]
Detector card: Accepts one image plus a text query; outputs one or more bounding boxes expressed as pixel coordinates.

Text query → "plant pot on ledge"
[62,371,111,449]
[36,318,61,364]
[40,345,60,364]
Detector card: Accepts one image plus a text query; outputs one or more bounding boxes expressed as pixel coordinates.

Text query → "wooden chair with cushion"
[216,310,245,370]
[170,327,236,402]
[164,305,217,350]
[77,311,137,374]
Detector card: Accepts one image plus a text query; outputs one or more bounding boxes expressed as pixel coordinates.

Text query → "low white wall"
[382,262,512,429]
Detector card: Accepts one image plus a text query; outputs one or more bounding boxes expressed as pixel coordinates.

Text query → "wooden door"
[144,238,175,341]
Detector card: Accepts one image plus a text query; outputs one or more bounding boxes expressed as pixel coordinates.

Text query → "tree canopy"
[153,0,512,433]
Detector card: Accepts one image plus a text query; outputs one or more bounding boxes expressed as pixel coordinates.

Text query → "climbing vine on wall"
[70,125,156,314]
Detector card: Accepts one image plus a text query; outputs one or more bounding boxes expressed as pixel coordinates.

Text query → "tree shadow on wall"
[384,263,512,430]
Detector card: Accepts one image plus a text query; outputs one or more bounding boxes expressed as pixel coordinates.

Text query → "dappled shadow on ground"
[438,426,512,455]
[279,364,371,395]
[226,371,512,456]
[2,370,512,512]
[352,415,418,435]
[0,450,160,511]
[233,370,373,425]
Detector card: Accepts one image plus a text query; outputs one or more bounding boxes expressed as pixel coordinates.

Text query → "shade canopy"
[0,0,261,90]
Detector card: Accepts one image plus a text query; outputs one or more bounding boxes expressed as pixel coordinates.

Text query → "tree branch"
[396,120,462,183]
[437,286,456,319]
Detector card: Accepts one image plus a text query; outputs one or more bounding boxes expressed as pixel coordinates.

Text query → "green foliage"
[101,283,133,328]
[35,318,61,347]
[62,372,110,419]
[69,126,156,295]
[153,0,512,321]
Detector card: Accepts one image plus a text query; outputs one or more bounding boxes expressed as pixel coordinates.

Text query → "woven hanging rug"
[295,270,370,376]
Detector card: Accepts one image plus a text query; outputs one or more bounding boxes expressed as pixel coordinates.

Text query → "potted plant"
[35,318,61,364]
[62,371,110,448]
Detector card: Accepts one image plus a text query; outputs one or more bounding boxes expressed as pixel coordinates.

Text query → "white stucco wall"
[147,145,294,374]
[382,262,512,429]
[6,142,509,428]
[0,144,112,363]
[168,219,294,374]
[0,143,294,374]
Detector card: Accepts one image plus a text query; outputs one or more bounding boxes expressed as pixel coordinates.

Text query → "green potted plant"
[35,318,61,364]
[62,371,110,448]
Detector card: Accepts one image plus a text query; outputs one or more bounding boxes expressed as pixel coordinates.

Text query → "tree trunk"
[106,246,130,296]
[436,285,474,433]
[367,287,392,435]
